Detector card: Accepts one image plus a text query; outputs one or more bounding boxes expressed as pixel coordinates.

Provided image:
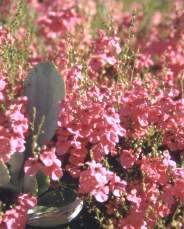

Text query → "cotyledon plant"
[0,62,83,227]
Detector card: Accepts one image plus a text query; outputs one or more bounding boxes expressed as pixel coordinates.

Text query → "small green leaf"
[0,161,10,187]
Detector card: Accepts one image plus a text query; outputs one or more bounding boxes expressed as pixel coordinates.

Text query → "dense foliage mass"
[0,0,184,228]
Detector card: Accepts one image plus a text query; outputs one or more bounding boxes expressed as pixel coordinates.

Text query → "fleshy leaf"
[27,199,83,227]
[24,62,65,147]
[23,175,38,195]
[8,153,24,186]
[28,189,83,227]
[0,161,10,187]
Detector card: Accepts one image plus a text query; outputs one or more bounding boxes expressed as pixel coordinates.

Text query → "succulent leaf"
[8,153,24,186]
[21,62,65,194]
[0,161,10,187]
[23,175,38,195]
[24,62,65,148]
[27,197,83,227]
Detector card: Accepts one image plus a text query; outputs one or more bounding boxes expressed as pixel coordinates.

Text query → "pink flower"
[108,172,127,197]
[79,169,98,194]
[24,157,42,176]
[0,127,12,162]
[120,149,136,169]
[91,185,109,202]
[17,194,37,209]
[79,161,127,202]
[5,98,29,154]
[127,189,141,208]
[0,75,6,101]
[1,194,37,229]
[89,30,121,76]
[135,53,153,71]
[37,1,81,38]
[6,100,29,138]
[56,85,125,174]
[40,147,63,181]
[79,161,110,202]
[162,150,176,168]
[141,158,169,185]
[24,147,62,181]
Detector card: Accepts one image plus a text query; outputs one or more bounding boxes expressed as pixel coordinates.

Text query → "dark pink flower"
[120,149,136,169]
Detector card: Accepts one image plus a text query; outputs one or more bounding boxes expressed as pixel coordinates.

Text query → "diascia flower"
[6,97,29,154]
[79,160,110,202]
[141,157,169,185]
[127,189,142,208]
[56,84,125,176]
[0,97,28,162]
[119,149,137,169]
[79,161,127,202]
[40,147,63,181]
[0,126,12,162]
[135,53,153,71]
[0,74,6,101]
[107,172,127,197]
[37,0,81,38]
[1,194,37,229]
[24,157,42,176]
[24,147,63,181]
[89,30,121,76]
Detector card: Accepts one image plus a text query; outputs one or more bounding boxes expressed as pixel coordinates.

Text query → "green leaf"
[23,175,38,195]
[36,171,50,196]
[24,62,65,148]
[8,153,24,186]
[0,161,10,187]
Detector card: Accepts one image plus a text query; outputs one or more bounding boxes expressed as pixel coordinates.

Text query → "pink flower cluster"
[56,85,125,176]
[24,147,63,181]
[120,80,184,151]
[6,97,29,154]
[0,74,6,101]
[89,30,121,78]
[0,97,28,162]
[35,0,81,39]
[0,194,37,229]
[79,160,127,202]
[0,0,184,228]
[117,155,184,228]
